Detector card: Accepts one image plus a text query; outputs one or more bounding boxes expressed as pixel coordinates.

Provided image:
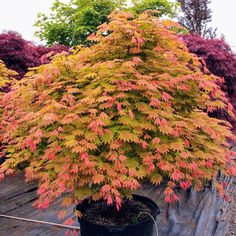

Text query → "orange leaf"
[92,174,105,184]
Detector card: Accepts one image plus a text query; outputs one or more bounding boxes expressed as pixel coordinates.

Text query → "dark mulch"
[82,199,151,226]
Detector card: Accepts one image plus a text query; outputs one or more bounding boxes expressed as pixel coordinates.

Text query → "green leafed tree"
[130,0,177,15]
[34,0,177,46]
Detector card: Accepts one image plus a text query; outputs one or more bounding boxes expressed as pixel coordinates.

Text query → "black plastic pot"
[76,194,160,236]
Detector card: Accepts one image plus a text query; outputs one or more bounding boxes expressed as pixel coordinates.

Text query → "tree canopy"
[130,0,176,15]
[34,0,177,46]
[1,11,235,211]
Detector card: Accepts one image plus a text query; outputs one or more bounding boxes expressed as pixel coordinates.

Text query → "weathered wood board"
[0,173,77,236]
[0,173,235,236]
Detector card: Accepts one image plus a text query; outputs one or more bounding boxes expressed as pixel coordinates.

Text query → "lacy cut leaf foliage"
[1,11,235,210]
[0,60,17,155]
[0,60,16,89]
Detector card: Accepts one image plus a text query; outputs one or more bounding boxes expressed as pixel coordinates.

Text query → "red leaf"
[116,196,122,211]
[161,92,173,101]
[0,173,4,181]
[152,137,160,144]
[184,140,190,148]
[224,195,230,203]
[107,196,113,205]
[64,217,74,226]
[80,152,90,166]
[71,164,78,174]
[171,170,184,181]
[132,57,142,66]
[58,210,67,220]
[117,103,122,111]
[88,33,98,41]
[180,180,192,190]
[165,195,171,203]
[131,36,137,44]
[189,162,198,171]
[101,185,111,193]
[128,109,134,118]
[172,194,179,202]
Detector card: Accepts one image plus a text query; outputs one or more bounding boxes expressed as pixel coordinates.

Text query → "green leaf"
[151,173,162,185]
[101,131,114,144]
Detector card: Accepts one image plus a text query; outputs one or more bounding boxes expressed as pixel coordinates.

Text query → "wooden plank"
[0,174,79,236]
[0,173,235,235]
[225,177,236,236]
[136,177,236,236]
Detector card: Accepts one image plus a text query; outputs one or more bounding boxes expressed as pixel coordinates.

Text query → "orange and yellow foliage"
[0,60,17,156]
[0,60,16,90]
[0,11,235,210]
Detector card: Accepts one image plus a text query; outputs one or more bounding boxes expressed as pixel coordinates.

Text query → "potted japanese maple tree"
[1,11,236,236]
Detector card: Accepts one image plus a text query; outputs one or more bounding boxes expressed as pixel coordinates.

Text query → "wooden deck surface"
[0,173,235,236]
[0,173,76,236]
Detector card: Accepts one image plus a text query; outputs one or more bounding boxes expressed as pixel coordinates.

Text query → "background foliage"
[0,32,40,78]
[0,31,69,78]
[34,0,177,46]
[184,34,236,128]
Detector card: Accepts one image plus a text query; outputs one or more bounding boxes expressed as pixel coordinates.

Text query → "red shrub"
[0,31,40,77]
[36,44,69,64]
[0,31,69,78]
[184,35,236,101]
[183,34,236,128]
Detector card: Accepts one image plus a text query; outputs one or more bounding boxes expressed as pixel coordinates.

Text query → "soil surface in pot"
[82,199,151,226]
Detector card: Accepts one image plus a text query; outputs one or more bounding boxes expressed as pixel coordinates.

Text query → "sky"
[210,1,236,50]
[0,0,235,50]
